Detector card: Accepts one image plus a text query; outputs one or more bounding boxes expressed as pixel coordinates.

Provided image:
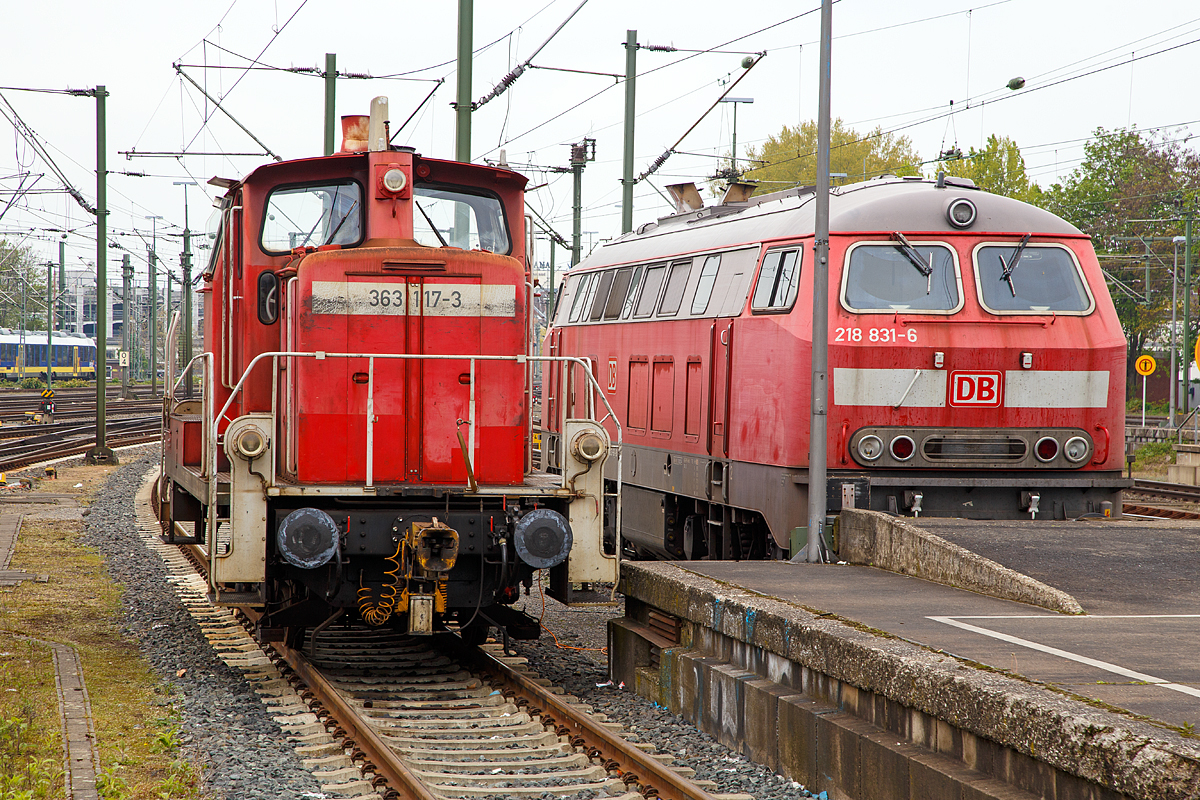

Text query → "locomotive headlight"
[1034,436,1059,462]
[857,435,883,461]
[382,167,407,194]
[233,426,268,459]
[1063,436,1089,463]
[890,435,916,461]
[571,430,606,462]
[946,198,977,228]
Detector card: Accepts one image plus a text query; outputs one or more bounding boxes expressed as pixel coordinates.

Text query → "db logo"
[949,371,1003,407]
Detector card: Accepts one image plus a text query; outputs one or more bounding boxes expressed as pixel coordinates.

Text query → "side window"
[621,265,645,319]
[634,265,667,318]
[551,279,566,323]
[604,268,634,320]
[690,255,722,314]
[588,271,615,321]
[752,250,802,311]
[657,261,691,316]
[568,273,595,323]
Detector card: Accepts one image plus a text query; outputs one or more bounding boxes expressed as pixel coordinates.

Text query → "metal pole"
[454,0,473,163]
[1171,239,1179,426]
[86,85,114,464]
[46,260,52,388]
[548,240,555,320]
[620,30,637,234]
[731,102,738,177]
[324,53,336,156]
[182,228,193,399]
[572,157,583,266]
[805,0,833,563]
[121,253,132,398]
[1186,212,1193,418]
[147,215,161,397]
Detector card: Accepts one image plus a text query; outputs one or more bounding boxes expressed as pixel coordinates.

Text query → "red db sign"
[949,371,1003,408]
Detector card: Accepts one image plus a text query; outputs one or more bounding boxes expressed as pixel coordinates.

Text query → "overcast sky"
[3,0,1198,283]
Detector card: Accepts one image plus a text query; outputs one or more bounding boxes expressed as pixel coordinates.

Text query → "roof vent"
[666,182,704,214]
[720,182,758,205]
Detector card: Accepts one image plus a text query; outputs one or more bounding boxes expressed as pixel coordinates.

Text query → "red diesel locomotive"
[544,175,1127,561]
[158,97,616,639]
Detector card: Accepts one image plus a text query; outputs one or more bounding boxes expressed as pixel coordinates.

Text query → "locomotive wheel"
[459,619,491,647]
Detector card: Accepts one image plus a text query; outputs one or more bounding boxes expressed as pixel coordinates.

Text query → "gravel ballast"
[78,448,825,799]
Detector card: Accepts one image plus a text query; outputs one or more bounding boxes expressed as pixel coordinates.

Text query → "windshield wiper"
[998,233,1032,297]
[322,198,360,246]
[415,200,449,247]
[891,232,932,294]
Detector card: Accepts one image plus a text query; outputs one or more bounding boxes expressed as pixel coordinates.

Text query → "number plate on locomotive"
[311,281,517,317]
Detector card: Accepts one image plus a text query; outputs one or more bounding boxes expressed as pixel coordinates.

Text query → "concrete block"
[859,730,915,800]
[815,712,873,799]
[996,745,1057,799]
[710,662,756,750]
[777,694,819,787]
[742,679,792,771]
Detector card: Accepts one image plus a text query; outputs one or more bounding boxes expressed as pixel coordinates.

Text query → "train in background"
[544,174,1126,561]
[156,97,616,644]
[0,329,97,381]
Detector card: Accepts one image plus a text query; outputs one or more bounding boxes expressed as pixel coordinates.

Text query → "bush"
[1133,440,1176,473]
[17,377,44,390]
[57,379,90,388]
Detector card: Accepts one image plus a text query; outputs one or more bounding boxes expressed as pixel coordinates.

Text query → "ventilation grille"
[922,435,1028,461]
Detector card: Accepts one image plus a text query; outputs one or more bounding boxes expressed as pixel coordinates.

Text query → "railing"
[1174,406,1200,445]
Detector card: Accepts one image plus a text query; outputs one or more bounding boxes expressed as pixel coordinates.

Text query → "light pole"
[173,181,198,398]
[718,97,754,180]
[1173,235,1187,426]
[146,215,162,397]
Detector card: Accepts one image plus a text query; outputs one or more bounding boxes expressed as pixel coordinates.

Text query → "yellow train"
[0,330,97,381]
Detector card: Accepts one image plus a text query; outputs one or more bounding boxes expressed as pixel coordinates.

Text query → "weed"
[96,766,129,800]
[0,712,60,800]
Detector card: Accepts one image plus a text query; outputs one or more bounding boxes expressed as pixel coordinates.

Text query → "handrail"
[1175,407,1200,445]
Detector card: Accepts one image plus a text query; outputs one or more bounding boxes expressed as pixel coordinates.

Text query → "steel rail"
[1123,503,1200,520]
[272,643,438,800]
[1131,479,1200,501]
[466,644,721,800]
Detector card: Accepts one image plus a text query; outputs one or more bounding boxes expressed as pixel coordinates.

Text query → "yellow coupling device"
[408,518,459,573]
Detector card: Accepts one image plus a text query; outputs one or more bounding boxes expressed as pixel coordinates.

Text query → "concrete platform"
[611,511,1200,800]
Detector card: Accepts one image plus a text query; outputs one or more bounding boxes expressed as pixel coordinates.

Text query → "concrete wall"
[613,562,1200,800]
[837,509,1083,614]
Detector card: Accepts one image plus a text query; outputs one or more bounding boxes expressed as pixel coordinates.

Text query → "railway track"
[0,417,161,472]
[140,478,725,800]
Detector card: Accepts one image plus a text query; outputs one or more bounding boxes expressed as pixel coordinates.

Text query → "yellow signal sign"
[1135,354,1156,377]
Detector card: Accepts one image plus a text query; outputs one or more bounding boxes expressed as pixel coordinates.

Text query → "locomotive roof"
[577,177,1084,270]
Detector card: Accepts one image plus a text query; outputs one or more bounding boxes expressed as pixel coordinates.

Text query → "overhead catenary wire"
[473,0,591,111]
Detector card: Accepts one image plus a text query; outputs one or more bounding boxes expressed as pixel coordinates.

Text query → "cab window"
[260,180,363,254]
[974,243,1093,314]
[752,249,801,312]
[842,242,962,313]
[412,184,512,254]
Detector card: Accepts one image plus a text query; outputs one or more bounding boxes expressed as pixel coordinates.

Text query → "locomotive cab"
[158,97,618,642]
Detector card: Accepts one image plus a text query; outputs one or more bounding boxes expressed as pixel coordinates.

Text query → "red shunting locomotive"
[545,175,1126,561]
[158,97,616,640]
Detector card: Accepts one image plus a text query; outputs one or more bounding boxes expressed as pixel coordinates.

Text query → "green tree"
[943,134,1041,204]
[0,239,48,331]
[741,119,922,189]
[1039,127,1200,393]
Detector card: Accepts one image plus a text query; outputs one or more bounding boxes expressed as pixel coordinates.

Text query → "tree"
[1038,127,1200,394]
[740,119,922,189]
[0,239,48,331]
[942,134,1041,204]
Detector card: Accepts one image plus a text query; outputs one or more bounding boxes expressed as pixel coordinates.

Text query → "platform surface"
[674,516,1200,729]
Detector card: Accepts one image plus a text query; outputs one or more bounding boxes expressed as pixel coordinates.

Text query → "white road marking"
[928,615,1200,699]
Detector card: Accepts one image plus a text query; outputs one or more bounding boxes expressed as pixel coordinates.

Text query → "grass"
[1132,440,1177,476]
[0,464,203,799]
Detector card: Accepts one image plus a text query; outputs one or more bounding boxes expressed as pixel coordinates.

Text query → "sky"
[2,0,1199,289]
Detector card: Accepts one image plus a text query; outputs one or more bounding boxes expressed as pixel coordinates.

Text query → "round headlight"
[233,427,267,459]
[890,435,915,461]
[946,198,977,228]
[382,167,407,193]
[1034,436,1059,463]
[1064,436,1089,463]
[571,430,606,462]
[857,435,883,461]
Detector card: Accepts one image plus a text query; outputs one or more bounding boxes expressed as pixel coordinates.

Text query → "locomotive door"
[708,319,734,461]
[413,276,482,483]
[288,273,410,484]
